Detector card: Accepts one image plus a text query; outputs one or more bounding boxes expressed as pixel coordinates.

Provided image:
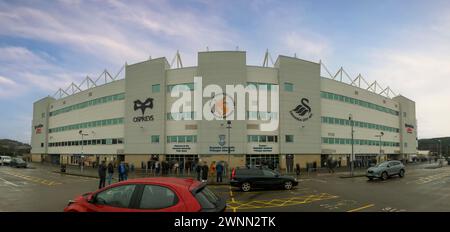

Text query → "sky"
[0,0,450,143]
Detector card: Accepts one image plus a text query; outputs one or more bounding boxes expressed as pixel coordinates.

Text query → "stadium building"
[30,51,417,171]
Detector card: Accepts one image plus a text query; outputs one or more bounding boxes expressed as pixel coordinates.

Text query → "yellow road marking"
[347,204,375,212]
[0,171,62,186]
[226,193,338,211]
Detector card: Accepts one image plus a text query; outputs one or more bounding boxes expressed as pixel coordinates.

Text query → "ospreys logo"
[133,98,154,122]
[134,98,154,115]
[290,98,313,122]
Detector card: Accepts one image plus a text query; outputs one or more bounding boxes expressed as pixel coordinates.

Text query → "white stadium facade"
[30,51,417,171]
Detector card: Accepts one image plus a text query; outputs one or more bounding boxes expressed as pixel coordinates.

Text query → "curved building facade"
[30,51,417,170]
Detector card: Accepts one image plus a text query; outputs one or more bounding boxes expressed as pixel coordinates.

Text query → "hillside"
[0,139,31,156]
[418,137,450,156]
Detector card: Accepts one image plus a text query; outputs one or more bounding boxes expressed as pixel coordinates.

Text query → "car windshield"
[375,162,389,167]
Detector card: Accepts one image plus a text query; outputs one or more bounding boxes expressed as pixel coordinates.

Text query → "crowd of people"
[96,159,228,189]
[97,161,130,189]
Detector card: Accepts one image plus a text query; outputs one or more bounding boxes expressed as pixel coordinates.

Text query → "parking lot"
[1,163,450,212]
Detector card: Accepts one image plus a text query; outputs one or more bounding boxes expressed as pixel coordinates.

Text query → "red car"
[64,177,226,212]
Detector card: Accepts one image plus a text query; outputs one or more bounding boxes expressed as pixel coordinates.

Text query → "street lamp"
[79,130,88,172]
[375,132,384,163]
[226,120,232,175]
[348,114,354,177]
[438,140,442,158]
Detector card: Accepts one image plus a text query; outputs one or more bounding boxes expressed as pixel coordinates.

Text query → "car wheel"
[368,177,373,181]
[241,182,251,192]
[381,172,389,180]
[399,169,405,178]
[284,181,293,190]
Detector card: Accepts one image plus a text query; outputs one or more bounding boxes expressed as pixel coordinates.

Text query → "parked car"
[230,167,298,192]
[10,157,27,168]
[0,156,12,165]
[366,160,405,181]
[64,177,226,212]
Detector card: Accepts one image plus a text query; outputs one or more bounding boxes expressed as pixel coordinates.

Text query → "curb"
[53,171,100,179]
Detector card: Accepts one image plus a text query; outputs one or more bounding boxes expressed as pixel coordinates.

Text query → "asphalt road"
[1,163,450,212]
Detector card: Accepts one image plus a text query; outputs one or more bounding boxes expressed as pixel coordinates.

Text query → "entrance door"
[249,157,258,168]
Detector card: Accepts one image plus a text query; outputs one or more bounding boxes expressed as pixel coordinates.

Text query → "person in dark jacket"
[98,161,107,189]
[216,162,224,183]
[118,161,126,181]
[195,162,202,181]
[107,162,114,185]
[295,163,301,177]
[201,162,209,182]
[124,163,129,180]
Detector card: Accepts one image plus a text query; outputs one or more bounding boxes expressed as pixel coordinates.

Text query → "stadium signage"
[133,98,154,122]
[290,98,313,122]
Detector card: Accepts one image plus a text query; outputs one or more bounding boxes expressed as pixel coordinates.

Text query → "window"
[152,84,160,93]
[285,135,294,143]
[403,112,407,117]
[194,187,220,210]
[178,136,186,143]
[284,82,294,92]
[139,185,178,209]
[41,143,44,147]
[259,136,267,142]
[151,135,160,143]
[95,185,136,208]
[42,113,45,118]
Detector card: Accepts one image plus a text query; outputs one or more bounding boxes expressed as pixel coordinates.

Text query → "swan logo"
[290,98,313,122]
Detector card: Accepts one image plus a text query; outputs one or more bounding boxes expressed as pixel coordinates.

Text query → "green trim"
[321,91,399,116]
[48,138,123,147]
[321,137,400,147]
[321,116,399,133]
[49,117,124,133]
[247,135,278,143]
[166,135,197,143]
[50,93,125,117]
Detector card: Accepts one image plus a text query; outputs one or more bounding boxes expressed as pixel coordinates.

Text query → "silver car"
[366,160,405,180]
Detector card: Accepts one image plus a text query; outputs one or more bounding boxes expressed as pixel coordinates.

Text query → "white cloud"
[359,19,450,139]
[281,32,330,62]
[0,1,239,67]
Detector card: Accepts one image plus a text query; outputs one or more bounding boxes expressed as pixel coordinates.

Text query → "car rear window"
[194,187,219,209]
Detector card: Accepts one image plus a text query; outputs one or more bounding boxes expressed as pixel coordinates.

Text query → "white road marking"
[0,177,19,187]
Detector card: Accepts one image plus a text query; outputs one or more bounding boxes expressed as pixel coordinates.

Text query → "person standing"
[118,161,125,182]
[124,163,129,181]
[295,163,301,177]
[174,161,179,175]
[155,160,160,176]
[196,162,202,181]
[107,162,114,185]
[210,161,216,178]
[98,161,107,189]
[201,162,209,182]
[216,162,223,183]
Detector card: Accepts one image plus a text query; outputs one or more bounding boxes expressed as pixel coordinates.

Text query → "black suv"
[230,167,298,192]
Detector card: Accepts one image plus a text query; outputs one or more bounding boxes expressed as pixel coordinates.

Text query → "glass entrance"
[165,154,199,174]
[246,154,280,169]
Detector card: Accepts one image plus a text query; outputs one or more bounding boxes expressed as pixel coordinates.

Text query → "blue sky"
[1,0,450,143]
